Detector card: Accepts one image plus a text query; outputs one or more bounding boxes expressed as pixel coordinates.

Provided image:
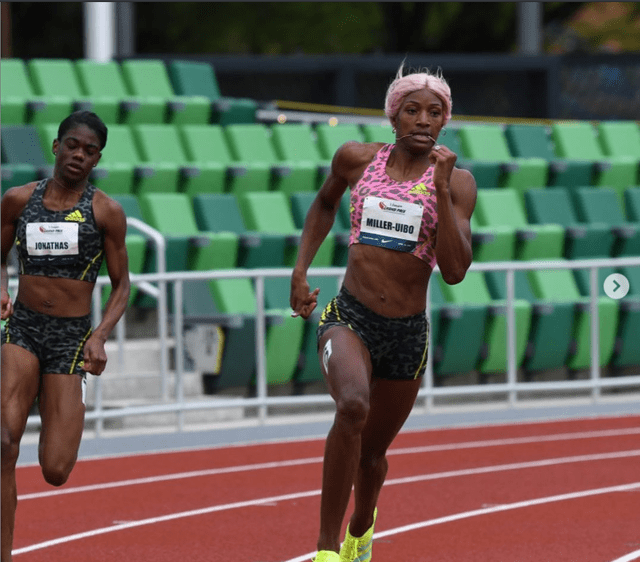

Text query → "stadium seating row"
[92,189,639,389]
[1,58,257,126]
[3,120,640,198]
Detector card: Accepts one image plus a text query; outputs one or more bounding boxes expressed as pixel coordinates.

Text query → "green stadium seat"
[289,191,349,267]
[224,123,318,195]
[596,121,640,195]
[438,270,532,375]
[192,193,287,269]
[314,123,366,161]
[1,164,38,195]
[120,59,211,125]
[111,193,147,233]
[97,196,146,308]
[270,123,331,190]
[1,58,72,125]
[179,124,270,196]
[527,265,619,370]
[457,124,548,197]
[475,188,564,261]
[610,265,640,369]
[190,192,306,387]
[167,60,257,125]
[477,188,618,366]
[551,121,637,193]
[1,59,29,124]
[238,191,335,268]
[429,271,488,377]
[27,58,117,125]
[525,187,614,259]
[504,124,593,188]
[74,59,167,125]
[469,212,516,263]
[625,187,640,221]
[1,125,53,178]
[138,192,238,272]
[571,186,640,258]
[106,124,180,194]
[437,127,502,189]
[485,268,575,374]
[131,124,226,196]
[567,186,638,304]
[361,123,396,144]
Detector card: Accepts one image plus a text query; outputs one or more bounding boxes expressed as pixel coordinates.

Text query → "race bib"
[26,222,79,258]
[358,196,423,252]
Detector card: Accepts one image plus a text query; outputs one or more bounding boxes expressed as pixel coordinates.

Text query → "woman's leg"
[1,344,41,562]
[316,326,372,553]
[37,373,86,487]
[348,376,423,536]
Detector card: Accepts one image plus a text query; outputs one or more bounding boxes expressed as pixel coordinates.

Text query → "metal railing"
[23,256,640,434]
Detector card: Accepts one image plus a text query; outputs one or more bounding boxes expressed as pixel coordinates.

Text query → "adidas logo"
[64,210,85,222]
[409,183,429,195]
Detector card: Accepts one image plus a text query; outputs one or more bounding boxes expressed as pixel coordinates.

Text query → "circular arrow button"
[604,273,630,300]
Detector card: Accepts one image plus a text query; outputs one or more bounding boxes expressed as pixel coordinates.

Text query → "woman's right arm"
[290,142,376,319]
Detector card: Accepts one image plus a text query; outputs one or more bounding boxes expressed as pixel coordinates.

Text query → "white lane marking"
[609,549,640,562]
[18,426,640,501]
[13,450,640,556]
[19,457,322,501]
[283,481,640,562]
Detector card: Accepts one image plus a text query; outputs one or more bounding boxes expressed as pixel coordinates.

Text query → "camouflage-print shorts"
[1,300,92,376]
[317,285,429,381]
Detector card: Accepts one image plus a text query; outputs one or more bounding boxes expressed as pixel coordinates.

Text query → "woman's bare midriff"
[343,244,432,317]
[16,275,95,317]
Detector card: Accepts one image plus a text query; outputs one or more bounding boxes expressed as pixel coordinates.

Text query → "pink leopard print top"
[349,143,438,269]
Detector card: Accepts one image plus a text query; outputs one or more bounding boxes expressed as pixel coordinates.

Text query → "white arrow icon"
[604,273,630,300]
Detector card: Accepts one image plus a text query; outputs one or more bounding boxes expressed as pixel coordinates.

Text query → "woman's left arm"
[83,195,131,375]
[431,146,477,285]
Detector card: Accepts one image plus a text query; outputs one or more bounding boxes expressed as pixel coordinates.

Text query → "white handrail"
[21,255,640,431]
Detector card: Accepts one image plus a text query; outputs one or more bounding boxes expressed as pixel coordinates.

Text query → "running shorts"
[1,300,92,376]
[317,285,428,380]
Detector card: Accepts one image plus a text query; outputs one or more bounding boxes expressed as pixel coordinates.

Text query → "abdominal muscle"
[16,275,95,317]
[343,243,432,318]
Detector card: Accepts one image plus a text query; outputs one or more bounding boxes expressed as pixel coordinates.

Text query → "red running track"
[12,415,640,562]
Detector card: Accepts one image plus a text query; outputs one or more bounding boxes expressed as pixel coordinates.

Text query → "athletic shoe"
[339,508,378,562]
[313,551,341,562]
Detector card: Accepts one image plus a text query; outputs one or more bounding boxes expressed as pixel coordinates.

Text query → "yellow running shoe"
[339,508,378,562]
[313,551,341,562]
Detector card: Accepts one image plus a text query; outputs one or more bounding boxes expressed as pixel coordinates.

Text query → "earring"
[440,129,447,137]
[392,128,396,134]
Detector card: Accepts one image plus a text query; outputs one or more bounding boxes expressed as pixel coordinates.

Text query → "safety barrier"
[22,254,640,436]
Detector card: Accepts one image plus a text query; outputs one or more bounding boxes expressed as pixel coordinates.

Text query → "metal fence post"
[506,268,518,405]
[254,275,268,423]
[590,266,601,400]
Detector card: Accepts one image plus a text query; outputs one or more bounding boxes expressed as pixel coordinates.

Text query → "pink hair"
[384,64,452,126]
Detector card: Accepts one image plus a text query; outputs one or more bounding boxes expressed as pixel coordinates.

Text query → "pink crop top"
[349,143,438,268]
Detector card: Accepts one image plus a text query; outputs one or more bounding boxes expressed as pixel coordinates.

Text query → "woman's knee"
[1,427,20,469]
[335,390,370,431]
[41,458,75,487]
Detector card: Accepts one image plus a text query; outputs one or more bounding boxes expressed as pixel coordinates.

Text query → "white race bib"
[26,222,79,257]
[358,196,423,252]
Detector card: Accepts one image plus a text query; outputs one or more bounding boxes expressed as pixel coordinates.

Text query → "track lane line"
[284,481,640,562]
[18,426,640,501]
[610,550,640,562]
[13,449,640,556]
